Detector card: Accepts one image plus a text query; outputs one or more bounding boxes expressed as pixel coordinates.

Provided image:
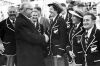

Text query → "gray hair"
[8,6,17,12]
[20,2,31,10]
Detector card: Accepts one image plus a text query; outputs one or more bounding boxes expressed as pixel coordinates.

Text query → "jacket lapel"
[52,15,59,28]
[69,23,82,44]
[69,26,74,43]
[82,32,87,52]
[86,25,96,52]
[6,18,15,32]
[48,15,59,34]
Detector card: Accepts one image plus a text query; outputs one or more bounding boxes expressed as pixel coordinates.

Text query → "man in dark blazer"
[81,13,100,66]
[15,2,49,66]
[33,6,50,34]
[60,3,71,30]
[48,3,68,66]
[33,7,50,56]
[67,10,84,64]
[0,6,17,66]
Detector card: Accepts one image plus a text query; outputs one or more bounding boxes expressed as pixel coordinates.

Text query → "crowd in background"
[0,0,100,66]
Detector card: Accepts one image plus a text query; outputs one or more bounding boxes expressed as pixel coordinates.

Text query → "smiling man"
[82,12,100,66]
[0,6,18,66]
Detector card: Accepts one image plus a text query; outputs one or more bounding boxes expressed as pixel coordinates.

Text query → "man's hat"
[48,3,63,14]
[69,10,83,18]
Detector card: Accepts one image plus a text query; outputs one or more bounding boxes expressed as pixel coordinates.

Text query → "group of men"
[0,1,100,66]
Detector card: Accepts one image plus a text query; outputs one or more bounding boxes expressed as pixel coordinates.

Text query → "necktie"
[36,22,41,32]
[85,30,88,48]
[12,20,15,27]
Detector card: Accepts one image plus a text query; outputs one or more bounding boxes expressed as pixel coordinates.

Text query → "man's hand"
[43,33,49,43]
[0,44,4,54]
[69,51,75,58]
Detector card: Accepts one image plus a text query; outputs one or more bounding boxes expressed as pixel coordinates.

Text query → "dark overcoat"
[15,13,46,66]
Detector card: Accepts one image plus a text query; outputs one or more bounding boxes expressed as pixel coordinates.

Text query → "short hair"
[34,7,41,12]
[8,6,17,11]
[20,2,30,10]
[84,12,96,20]
[48,3,63,14]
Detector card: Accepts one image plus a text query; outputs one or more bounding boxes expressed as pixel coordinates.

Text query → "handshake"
[43,33,49,43]
[0,44,4,54]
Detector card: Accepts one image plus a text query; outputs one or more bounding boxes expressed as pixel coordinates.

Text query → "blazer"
[71,26,85,64]
[0,18,16,55]
[15,13,46,66]
[67,22,84,64]
[81,25,100,66]
[48,15,68,56]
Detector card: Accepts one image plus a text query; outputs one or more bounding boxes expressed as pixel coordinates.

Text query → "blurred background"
[0,0,100,21]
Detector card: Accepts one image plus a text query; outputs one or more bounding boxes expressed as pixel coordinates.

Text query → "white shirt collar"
[76,23,80,28]
[87,26,94,38]
[53,15,57,21]
[9,18,16,23]
[63,13,67,19]
[38,16,41,23]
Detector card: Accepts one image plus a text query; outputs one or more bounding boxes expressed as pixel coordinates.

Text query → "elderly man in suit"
[81,13,100,66]
[15,2,49,66]
[0,6,18,66]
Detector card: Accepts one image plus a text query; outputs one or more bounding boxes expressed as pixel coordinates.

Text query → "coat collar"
[6,18,15,32]
[18,13,35,28]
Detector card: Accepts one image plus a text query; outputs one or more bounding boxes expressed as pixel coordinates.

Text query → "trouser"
[0,54,7,66]
[54,56,66,66]
[6,55,15,66]
[45,55,69,66]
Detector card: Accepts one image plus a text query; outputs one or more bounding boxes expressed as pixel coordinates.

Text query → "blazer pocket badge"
[53,28,58,34]
[76,36,81,43]
[90,45,98,53]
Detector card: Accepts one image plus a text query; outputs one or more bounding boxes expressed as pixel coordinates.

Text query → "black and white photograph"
[0,0,100,66]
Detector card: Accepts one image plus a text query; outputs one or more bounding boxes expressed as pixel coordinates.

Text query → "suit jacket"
[0,18,16,55]
[81,25,100,66]
[48,15,68,56]
[15,13,46,66]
